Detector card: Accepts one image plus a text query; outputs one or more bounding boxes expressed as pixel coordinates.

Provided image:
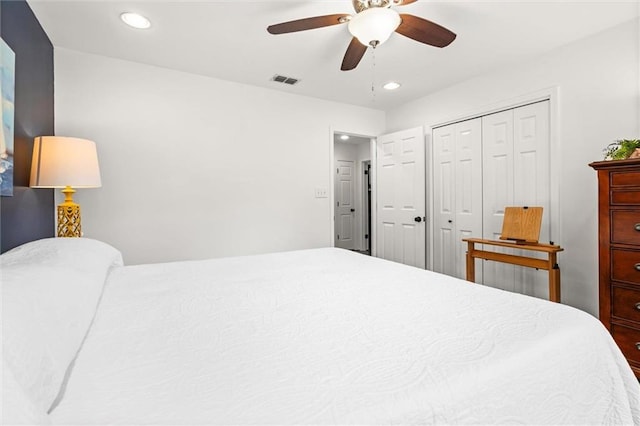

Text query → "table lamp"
[30,136,102,237]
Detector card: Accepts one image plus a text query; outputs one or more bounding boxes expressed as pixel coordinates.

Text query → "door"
[512,101,551,297]
[432,125,456,276]
[363,160,371,252]
[482,109,515,289]
[482,101,550,295]
[375,127,426,268]
[453,119,483,280]
[335,159,355,249]
[433,118,483,279]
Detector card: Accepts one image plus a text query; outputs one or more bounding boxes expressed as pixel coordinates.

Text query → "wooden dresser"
[590,158,640,377]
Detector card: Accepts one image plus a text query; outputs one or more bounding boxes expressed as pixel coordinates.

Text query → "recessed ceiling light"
[340,135,350,141]
[120,12,151,29]
[383,81,401,91]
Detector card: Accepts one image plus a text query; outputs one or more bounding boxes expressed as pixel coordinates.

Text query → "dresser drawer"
[611,190,640,205]
[612,210,640,245]
[612,286,640,323]
[611,324,640,364]
[611,170,640,187]
[612,249,640,284]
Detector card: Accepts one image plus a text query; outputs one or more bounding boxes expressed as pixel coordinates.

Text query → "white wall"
[55,48,385,265]
[386,18,640,316]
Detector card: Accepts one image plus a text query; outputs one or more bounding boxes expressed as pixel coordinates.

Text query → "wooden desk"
[462,238,564,303]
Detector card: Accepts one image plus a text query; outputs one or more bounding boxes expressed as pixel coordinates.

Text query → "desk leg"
[548,253,561,303]
[549,266,561,303]
[466,242,475,283]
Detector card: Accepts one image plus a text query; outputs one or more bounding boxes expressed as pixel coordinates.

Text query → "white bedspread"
[52,248,640,424]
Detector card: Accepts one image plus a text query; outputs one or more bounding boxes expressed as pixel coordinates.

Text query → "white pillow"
[1,237,123,417]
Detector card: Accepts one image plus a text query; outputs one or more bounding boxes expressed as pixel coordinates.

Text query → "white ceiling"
[28,0,640,111]
[333,133,371,144]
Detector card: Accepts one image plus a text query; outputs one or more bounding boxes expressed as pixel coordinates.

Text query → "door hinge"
[337,234,340,240]
[365,234,369,239]
[337,168,339,174]
[337,201,340,207]
[364,170,369,175]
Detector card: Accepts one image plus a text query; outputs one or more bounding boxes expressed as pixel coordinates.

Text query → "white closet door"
[513,101,551,297]
[454,119,483,280]
[376,127,426,268]
[335,159,355,250]
[433,118,482,279]
[482,110,515,290]
[482,101,550,295]
[513,102,550,227]
[433,124,456,276]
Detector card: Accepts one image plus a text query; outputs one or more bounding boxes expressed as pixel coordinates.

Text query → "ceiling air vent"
[271,74,300,85]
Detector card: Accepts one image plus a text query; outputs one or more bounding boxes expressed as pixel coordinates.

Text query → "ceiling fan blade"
[267,14,350,34]
[396,14,456,48]
[341,37,368,71]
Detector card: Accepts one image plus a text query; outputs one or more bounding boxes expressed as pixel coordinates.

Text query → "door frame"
[427,87,560,270]
[362,159,371,252]
[329,129,377,255]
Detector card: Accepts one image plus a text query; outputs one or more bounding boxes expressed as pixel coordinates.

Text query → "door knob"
[414,216,422,223]
[350,208,355,212]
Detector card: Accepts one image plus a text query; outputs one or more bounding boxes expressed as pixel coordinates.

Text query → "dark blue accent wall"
[0,0,55,252]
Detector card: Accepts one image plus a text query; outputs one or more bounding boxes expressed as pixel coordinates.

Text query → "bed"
[2,238,639,425]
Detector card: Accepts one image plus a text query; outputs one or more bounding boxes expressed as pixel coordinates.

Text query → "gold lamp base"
[57,186,82,237]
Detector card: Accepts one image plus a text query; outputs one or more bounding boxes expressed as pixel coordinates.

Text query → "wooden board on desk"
[499,206,543,243]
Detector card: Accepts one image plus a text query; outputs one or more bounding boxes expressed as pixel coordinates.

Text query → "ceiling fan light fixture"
[348,7,401,47]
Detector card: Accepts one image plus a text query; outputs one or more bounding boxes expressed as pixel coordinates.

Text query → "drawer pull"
[636,302,640,310]
[635,263,640,272]
[636,342,640,351]
[635,223,640,232]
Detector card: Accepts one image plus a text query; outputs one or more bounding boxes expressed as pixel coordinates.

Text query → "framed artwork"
[1,38,15,196]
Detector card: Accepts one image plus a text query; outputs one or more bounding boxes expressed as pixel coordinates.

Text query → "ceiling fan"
[267,0,456,71]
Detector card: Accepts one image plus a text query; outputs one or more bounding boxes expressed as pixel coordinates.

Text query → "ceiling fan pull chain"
[371,47,377,104]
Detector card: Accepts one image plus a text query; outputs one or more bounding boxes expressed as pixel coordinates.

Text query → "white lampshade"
[30,136,102,188]
[348,7,401,47]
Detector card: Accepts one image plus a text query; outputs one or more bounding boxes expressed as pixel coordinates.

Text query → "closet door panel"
[482,110,515,291]
[514,102,550,235]
[513,101,551,297]
[454,118,482,280]
[432,124,456,275]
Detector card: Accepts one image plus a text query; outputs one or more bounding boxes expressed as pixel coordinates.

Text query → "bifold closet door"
[433,118,482,279]
[482,110,516,289]
[482,101,550,296]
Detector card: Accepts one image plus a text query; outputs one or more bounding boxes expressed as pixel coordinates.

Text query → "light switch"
[315,187,328,198]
